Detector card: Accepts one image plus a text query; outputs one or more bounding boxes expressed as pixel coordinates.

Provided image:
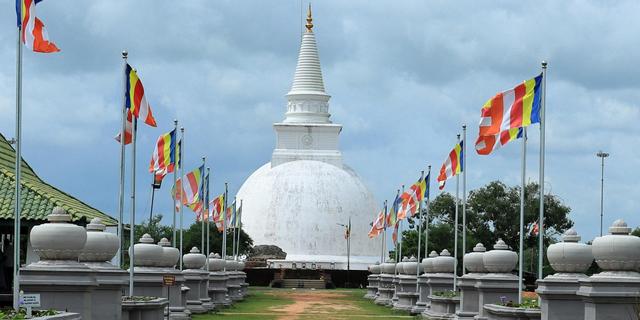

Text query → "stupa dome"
[236,160,378,270]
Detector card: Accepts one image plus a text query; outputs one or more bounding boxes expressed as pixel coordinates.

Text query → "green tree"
[398,181,573,277]
[183,221,253,258]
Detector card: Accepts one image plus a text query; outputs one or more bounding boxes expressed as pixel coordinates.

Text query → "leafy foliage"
[396,181,573,277]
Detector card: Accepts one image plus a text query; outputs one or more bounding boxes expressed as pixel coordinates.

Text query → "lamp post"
[597,151,609,237]
[337,222,351,287]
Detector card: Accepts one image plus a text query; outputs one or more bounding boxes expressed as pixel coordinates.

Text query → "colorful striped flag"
[399,177,427,219]
[210,194,225,231]
[192,171,209,221]
[126,64,157,127]
[437,140,464,190]
[368,210,385,238]
[227,200,237,228]
[475,127,524,155]
[174,165,204,208]
[386,194,400,227]
[477,74,542,138]
[149,129,177,178]
[424,171,430,200]
[114,109,133,145]
[16,0,60,53]
[392,222,399,246]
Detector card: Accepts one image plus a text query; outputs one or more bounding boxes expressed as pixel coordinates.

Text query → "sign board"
[163,275,176,286]
[22,294,41,307]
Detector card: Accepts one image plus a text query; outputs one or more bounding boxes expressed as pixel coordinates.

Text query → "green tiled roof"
[0,133,117,226]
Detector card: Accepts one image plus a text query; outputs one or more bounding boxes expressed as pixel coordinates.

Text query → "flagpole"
[223,182,228,263]
[538,61,547,280]
[399,185,405,261]
[424,165,431,261]
[201,157,206,250]
[462,124,467,274]
[117,50,128,269]
[179,127,184,270]
[518,128,527,304]
[129,117,138,297]
[232,197,237,260]
[416,171,424,289]
[453,133,460,291]
[172,120,178,247]
[149,174,156,222]
[13,25,24,311]
[206,167,211,271]
[382,200,387,263]
[237,199,243,258]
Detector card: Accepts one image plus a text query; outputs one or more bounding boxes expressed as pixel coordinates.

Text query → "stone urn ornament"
[79,217,119,264]
[464,243,488,273]
[403,256,421,275]
[381,258,396,274]
[131,234,162,267]
[30,207,87,261]
[370,262,381,274]
[432,249,455,273]
[483,239,517,273]
[396,256,408,274]
[157,237,179,268]
[183,247,206,270]
[208,253,225,271]
[422,250,439,273]
[547,229,593,274]
[592,219,640,273]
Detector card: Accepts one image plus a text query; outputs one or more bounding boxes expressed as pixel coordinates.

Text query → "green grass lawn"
[193,287,415,319]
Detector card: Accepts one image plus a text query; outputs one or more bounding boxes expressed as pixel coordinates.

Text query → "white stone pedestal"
[536,274,586,320]
[209,271,231,308]
[474,274,519,320]
[454,273,483,320]
[577,272,640,320]
[83,262,128,320]
[365,274,379,299]
[20,261,98,319]
[393,275,418,311]
[183,269,207,314]
[374,273,395,306]
[227,271,243,301]
[128,267,189,320]
[411,273,429,314]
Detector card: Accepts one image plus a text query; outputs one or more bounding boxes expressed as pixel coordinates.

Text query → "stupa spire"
[284,4,331,123]
[306,4,313,32]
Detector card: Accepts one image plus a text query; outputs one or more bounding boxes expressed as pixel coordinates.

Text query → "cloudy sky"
[0,1,638,244]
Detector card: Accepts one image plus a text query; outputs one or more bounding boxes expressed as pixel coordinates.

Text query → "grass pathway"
[194,287,415,320]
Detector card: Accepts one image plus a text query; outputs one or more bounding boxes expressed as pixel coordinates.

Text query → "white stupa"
[236,8,378,271]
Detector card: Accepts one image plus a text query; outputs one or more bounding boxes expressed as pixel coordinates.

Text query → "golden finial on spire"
[305,3,313,32]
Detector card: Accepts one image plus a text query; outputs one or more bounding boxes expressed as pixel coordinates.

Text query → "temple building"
[0,133,116,304]
[236,8,378,272]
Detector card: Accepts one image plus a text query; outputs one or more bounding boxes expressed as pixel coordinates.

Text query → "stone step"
[282,279,326,289]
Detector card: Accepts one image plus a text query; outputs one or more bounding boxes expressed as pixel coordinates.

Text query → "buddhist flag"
[16,0,60,53]
[475,74,542,154]
[475,127,524,155]
[368,210,385,238]
[386,194,400,227]
[437,140,463,190]
[392,222,399,246]
[114,109,133,145]
[399,177,427,219]
[126,64,157,127]
[344,217,351,240]
[210,194,225,231]
[174,165,204,208]
[149,129,177,178]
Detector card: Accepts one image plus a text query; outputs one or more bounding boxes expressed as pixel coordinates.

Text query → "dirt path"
[268,291,358,319]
